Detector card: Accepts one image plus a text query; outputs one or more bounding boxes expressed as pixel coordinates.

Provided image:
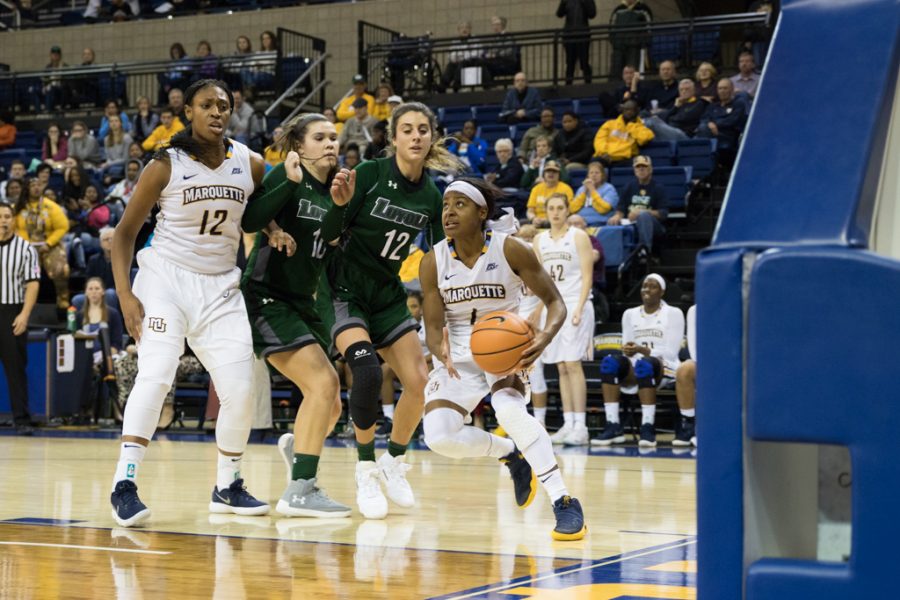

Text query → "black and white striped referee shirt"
[0,234,40,304]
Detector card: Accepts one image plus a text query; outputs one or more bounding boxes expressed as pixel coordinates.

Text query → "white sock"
[641,405,656,425]
[681,408,695,418]
[563,412,573,428]
[383,404,395,420]
[533,406,547,425]
[216,453,242,491]
[112,442,147,492]
[604,402,619,424]
[537,466,569,503]
[573,412,586,427]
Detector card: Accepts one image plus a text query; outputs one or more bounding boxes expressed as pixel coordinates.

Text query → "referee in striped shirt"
[0,202,40,435]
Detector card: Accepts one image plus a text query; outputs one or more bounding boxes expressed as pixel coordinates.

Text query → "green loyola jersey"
[242,163,334,301]
[321,157,443,280]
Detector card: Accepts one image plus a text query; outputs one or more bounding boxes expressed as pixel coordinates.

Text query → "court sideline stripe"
[436,537,697,600]
[0,541,171,555]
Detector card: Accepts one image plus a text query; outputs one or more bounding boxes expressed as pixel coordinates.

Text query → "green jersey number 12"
[380,229,410,261]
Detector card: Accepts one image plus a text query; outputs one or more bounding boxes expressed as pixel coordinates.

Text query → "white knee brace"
[492,387,543,451]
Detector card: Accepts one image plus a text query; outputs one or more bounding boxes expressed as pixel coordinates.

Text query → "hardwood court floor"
[0,434,697,599]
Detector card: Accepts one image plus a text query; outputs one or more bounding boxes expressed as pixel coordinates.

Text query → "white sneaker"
[355,461,388,519]
[376,453,415,508]
[691,435,697,447]
[549,424,573,444]
[277,433,294,485]
[563,424,589,446]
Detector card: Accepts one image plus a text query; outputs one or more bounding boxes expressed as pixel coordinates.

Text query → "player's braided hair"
[386,102,464,174]
[154,79,234,162]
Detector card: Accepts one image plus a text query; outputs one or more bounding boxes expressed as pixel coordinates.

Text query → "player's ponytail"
[387,102,465,175]
[154,79,234,162]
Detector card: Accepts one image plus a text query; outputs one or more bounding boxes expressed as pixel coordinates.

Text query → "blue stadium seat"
[470,104,501,121]
[642,140,677,167]
[610,165,692,210]
[14,131,40,150]
[478,124,513,146]
[543,98,574,114]
[574,97,604,120]
[99,74,128,105]
[596,225,636,267]
[0,149,26,174]
[650,31,686,66]
[279,56,310,88]
[568,167,587,192]
[677,138,717,179]
[691,28,721,63]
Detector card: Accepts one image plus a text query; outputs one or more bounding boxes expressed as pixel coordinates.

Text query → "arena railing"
[360,12,771,97]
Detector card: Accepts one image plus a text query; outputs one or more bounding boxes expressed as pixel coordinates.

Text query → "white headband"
[444,180,486,208]
[644,273,666,291]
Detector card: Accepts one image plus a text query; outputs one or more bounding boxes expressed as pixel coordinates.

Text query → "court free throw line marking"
[0,541,171,555]
[444,539,696,600]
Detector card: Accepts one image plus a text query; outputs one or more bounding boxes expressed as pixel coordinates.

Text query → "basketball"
[470,311,535,375]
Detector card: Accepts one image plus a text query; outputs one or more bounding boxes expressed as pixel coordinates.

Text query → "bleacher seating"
[650,31,686,66]
[610,165,693,210]
[676,138,717,179]
[643,140,677,167]
[690,28,721,63]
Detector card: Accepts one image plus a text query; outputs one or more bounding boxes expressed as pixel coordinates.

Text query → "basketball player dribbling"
[419,178,586,541]
[109,79,271,527]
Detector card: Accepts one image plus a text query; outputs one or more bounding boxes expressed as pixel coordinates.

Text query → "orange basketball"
[470,311,535,375]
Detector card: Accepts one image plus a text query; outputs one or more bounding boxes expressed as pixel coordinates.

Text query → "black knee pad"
[346,341,383,430]
[635,357,662,389]
[600,354,631,385]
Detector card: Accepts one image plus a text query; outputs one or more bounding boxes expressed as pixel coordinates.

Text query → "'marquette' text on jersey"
[183,185,246,205]
[443,284,507,304]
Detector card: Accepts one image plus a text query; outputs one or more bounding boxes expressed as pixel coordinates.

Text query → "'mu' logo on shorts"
[370,197,428,228]
[147,317,167,333]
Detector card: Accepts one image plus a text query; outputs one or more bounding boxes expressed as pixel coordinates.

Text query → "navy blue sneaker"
[639,423,657,447]
[590,422,625,446]
[551,496,587,541]
[111,480,151,528]
[209,479,270,516]
[673,417,695,447]
[499,449,537,508]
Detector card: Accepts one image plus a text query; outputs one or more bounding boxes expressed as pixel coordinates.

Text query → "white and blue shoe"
[209,479,270,516]
[110,480,151,528]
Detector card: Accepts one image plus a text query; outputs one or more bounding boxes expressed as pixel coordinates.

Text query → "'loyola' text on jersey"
[370,197,429,228]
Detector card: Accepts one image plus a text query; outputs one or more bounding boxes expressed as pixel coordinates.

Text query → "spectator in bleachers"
[485,138,524,189]
[42,123,69,170]
[363,120,389,161]
[592,99,654,167]
[0,112,17,150]
[643,79,706,141]
[98,99,133,142]
[263,126,286,168]
[371,84,394,122]
[438,20,482,93]
[606,64,647,113]
[158,43,190,106]
[526,161,573,227]
[730,51,760,98]
[607,155,667,255]
[447,119,488,175]
[557,0,597,85]
[387,95,403,114]
[323,107,343,135]
[336,74,375,123]
[141,107,185,152]
[338,97,378,155]
[592,273,684,447]
[498,72,542,124]
[34,165,52,195]
[518,107,559,161]
[225,89,254,144]
[609,0,653,78]
[674,304,696,446]
[83,227,117,296]
[694,62,718,103]
[81,48,96,67]
[2,180,23,205]
[556,111,594,169]
[83,183,110,232]
[697,78,749,159]
[67,121,103,169]
[1,161,26,200]
[482,16,519,89]
[14,177,70,310]
[131,96,159,145]
[522,135,567,189]
[645,60,679,115]
[76,277,123,353]
[84,0,139,22]
[127,141,147,164]
[193,41,219,81]
[342,143,361,169]
[35,45,68,112]
[570,159,617,226]
[108,158,142,206]
[567,213,608,321]
[260,30,278,52]
[168,88,187,125]
[101,114,133,176]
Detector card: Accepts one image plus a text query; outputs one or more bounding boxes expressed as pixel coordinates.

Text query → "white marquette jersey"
[150,142,254,274]
[435,231,523,362]
[537,227,590,304]
[621,301,685,377]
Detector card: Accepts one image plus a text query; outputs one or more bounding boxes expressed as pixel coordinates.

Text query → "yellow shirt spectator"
[527,181,574,221]
[264,145,286,167]
[141,113,185,152]
[399,247,424,283]
[370,100,391,122]
[15,197,69,247]
[593,112,654,163]
[336,93,375,123]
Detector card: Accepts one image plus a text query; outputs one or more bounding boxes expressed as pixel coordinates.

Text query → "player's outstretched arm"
[242,153,302,233]
[112,158,170,342]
